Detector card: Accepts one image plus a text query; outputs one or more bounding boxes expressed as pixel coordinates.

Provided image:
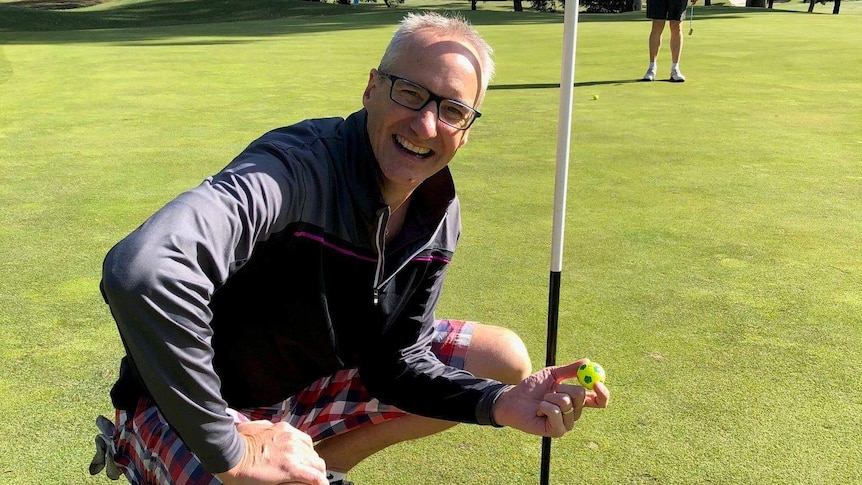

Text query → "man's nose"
[411,102,439,138]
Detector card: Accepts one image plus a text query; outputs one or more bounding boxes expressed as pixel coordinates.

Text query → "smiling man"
[90,12,608,485]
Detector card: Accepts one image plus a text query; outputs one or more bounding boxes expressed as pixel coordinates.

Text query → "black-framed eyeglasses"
[377,70,482,130]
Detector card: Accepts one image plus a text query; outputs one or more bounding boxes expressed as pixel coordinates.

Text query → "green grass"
[1,1,861,483]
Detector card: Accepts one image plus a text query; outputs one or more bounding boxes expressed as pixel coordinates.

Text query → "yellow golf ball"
[577,360,606,390]
[592,94,599,100]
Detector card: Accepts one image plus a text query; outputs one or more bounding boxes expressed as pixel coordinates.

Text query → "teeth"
[396,135,431,155]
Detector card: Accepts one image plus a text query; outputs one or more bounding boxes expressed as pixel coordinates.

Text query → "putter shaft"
[688,4,694,35]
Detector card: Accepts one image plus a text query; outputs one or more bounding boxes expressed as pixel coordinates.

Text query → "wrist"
[478,384,514,428]
[213,433,249,484]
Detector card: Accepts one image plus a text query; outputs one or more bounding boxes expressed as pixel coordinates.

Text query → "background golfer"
[643,0,698,82]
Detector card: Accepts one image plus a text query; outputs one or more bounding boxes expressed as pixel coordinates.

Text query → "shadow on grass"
[1,0,792,44]
[489,79,642,90]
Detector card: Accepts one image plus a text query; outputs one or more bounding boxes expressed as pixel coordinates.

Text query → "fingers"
[537,387,585,436]
[273,421,317,450]
[277,461,329,485]
[235,419,275,432]
[557,394,579,430]
[545,391,576,424]
[554,384,586,422]
[536,400,568,437]
[226,420,329,485]
[510,361,610,440]
[548,358,591,387]
[559,380,609,411]
[268,422,326,477]
[549,380,611,426]
[586,382,610,409]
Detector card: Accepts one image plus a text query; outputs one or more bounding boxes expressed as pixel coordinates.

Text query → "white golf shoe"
[670,69,686,83]
[642,68,656,82]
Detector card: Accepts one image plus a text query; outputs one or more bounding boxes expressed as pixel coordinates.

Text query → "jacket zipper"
[372,212,448,306]
[372,211,387,305]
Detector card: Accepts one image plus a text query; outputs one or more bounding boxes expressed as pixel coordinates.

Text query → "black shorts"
[646,0,688,21]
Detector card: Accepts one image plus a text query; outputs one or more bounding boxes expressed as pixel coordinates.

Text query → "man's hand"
[491,359,610,437]
[215,420,329,485]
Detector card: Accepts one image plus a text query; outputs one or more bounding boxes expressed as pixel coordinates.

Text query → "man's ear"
[362,69,377,106]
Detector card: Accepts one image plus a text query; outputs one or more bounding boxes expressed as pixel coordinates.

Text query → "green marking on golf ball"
[577,360,606,390]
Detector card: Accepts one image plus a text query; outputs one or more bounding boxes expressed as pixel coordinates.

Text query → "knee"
[498,328,532,384]
[466,325,532,384]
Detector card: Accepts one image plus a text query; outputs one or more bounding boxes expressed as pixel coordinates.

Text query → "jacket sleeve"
[357,209,510,426]
[101,148,299,473]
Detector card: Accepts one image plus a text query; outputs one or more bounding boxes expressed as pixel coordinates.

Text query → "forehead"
[391,31,483,102]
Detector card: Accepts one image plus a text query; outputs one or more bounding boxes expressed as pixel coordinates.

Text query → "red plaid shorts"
[105,319,475,485]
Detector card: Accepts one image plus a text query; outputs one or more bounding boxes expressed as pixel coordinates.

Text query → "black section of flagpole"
[540,270,562,485]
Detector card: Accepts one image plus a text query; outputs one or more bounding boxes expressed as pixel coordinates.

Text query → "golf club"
[689,4,694,36]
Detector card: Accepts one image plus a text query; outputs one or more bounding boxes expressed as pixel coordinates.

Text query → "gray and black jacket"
[101,109,509,473]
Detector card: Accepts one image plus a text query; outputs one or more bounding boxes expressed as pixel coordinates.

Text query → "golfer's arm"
[358,269,509,425]
[103,157,294,472]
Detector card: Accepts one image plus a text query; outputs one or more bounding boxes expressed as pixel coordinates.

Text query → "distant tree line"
[301,0,564,12]
[803,0,841,14]
[309,0,841,15]
[754,0,843,14]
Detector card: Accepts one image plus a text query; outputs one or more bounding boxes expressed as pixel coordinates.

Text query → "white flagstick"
[540,1,579,484]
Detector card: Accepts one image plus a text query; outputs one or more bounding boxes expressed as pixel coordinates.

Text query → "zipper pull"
[373,288,379,306]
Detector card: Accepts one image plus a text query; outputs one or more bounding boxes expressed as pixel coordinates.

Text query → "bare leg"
[669,20,683,64]
[315,323,532,473]
[315,413,457,474]
[649,20,666,62]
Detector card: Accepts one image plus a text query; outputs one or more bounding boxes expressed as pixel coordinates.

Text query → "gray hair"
[378,12,495,105]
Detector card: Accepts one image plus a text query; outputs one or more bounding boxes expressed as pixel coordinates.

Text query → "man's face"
[363,31,484,195]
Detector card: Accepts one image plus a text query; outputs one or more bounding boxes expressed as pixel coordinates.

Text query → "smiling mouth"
[394,135,433,159]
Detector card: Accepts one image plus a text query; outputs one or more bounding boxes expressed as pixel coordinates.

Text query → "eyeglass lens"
[387,76,477,129]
